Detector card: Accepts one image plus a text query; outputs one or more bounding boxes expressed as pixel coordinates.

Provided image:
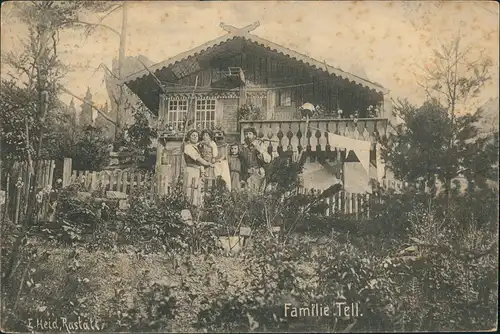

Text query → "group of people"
[183,127,272,205]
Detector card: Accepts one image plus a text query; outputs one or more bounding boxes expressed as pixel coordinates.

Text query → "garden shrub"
[367,195,499,332]
[202,177,251,235]
[367,188,431,239]
[202,157,328,237]
[194,234,309,332]
[195,183,498,333]
[23,182,119,251]
[194,232,399,332]
[1,245,101,332]
[36,184,106,246]
[441,187,498,232]
[70,125,111,171]
[103,274,177,332]
[117,183,220,254]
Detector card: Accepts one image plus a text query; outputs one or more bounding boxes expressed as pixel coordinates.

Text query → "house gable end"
[124,23,387,114]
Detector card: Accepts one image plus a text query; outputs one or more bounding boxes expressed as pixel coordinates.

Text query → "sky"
[1,1,499,113]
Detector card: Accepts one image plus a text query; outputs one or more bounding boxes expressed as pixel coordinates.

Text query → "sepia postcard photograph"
[0,1,498,333]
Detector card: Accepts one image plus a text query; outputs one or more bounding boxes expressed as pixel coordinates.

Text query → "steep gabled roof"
[123,22,387,94]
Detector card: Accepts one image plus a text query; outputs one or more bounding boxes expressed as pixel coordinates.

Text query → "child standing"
[228,144,243,191]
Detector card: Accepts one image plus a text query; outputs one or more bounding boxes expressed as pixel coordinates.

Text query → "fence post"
[325,196,330,216]
[13,176,22,227]
[48,160,55,187]
[121,170,128,194]
[137,172,143,189]
[344,192,349,215]
[366,193,370,219]
[43,160,50,187]
[62,158,72,187]
[190,177,197,206]
[157,165,171,196]
[21,162,30,210]
[90,172,97,191]
[354,193,359,219]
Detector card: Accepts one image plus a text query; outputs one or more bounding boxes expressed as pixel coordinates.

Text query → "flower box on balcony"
[238,104,262,121]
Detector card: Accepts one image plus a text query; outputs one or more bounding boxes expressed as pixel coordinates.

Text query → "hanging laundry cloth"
[213,143,232,191]
[327,133,371,174]
[214,159,232,192]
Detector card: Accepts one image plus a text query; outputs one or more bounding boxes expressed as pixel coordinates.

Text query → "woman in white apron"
[183,129,213,206]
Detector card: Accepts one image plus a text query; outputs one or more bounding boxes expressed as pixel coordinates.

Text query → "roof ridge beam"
[219,21,260,36]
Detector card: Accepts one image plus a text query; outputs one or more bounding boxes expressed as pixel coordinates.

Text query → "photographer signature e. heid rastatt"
[27,316,104,333]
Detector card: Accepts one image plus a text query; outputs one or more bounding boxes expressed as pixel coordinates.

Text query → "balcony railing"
[239,118,388,153]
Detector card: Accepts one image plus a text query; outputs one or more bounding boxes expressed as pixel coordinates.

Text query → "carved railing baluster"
[296,123,303,155]
[238,118,388,154]
[309,121,318,152]
[289,122,300,154]
[271,123,280,158]
[318,122,328,151]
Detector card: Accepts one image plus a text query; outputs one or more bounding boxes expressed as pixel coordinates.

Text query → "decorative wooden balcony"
[239,118,388,154]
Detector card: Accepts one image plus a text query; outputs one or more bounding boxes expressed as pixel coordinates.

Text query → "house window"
[167,100,188,131]
[195,99,216,129]
[276,90,292,107]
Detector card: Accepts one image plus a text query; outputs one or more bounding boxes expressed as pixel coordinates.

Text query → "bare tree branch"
[94,4,123,26]
[60,20,120,37]
[58,85,116,125]
[410,237,497,262]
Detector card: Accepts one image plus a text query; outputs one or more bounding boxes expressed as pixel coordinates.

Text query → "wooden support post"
[62,158,72,187]
[375,142,385,183]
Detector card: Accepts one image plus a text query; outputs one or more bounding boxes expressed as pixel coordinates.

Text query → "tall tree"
[380,98,497,196]
[0,0,120,283]
[417,34,493,204]
[76,1,129,145]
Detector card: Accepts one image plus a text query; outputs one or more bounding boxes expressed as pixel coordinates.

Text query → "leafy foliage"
[195,232,397,332]
[104,277,177,332]
[70,126,112,171]
[0,80,38,163]
[115,184,219,254]
[122,105,157,165]
[3,183,497,332]
[380,99,497,193]
[0,78,111,171]
[238,104,262,121]
[1,244,101,332]
[203,156,330,237]
[35,184,106,246]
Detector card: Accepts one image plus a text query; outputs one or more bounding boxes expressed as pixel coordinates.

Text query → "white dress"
[183,143,203,206]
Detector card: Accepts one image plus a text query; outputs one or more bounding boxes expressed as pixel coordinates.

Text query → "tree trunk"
[5,21,51,281]
[115,2,128,148]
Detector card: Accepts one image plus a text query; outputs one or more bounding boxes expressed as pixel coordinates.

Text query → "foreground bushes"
[1,179,497,332]
[195,223,496,332]
[196,187,498,332]
[2,226,496,332]
[29,182,221,255]
[195,234,396,332]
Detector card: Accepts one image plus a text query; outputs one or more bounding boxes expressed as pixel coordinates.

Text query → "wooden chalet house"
[123,22,396,193]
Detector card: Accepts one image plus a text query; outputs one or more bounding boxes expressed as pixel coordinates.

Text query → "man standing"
[239,127,272,192]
